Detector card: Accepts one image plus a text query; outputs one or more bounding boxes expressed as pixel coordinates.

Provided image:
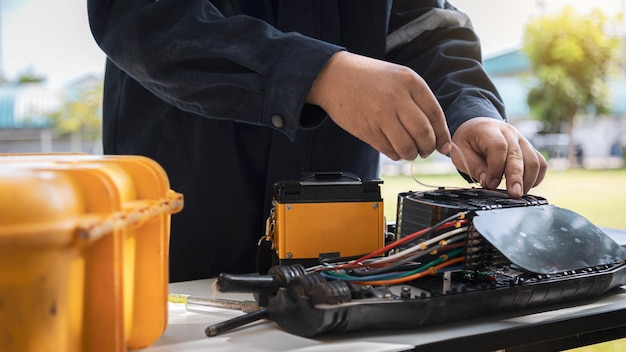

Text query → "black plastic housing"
[219,188,626,337]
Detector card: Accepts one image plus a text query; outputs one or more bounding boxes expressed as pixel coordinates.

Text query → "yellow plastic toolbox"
[0,154,183,352]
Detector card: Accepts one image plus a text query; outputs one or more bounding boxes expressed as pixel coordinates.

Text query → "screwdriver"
[168,293,260,313]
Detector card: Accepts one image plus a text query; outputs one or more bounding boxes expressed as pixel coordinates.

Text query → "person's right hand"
[306,51,452,160]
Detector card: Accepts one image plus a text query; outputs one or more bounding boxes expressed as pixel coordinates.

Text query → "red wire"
[347,219,468,265]
[348,241,467,268]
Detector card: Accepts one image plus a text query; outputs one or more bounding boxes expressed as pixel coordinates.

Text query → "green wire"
[324,248,465,282]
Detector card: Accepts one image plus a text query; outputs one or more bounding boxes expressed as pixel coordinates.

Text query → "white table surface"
[131,280,626,352]
[136,228,626,351]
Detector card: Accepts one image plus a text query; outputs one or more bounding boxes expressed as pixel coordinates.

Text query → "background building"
[0,75,102,154]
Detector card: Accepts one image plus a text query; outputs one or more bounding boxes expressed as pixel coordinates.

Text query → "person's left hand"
[450,117,547,198]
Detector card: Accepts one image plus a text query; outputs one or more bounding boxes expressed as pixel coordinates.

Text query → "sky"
[1,0,105,88]
[452,0,625,57]
[1,0,624,88]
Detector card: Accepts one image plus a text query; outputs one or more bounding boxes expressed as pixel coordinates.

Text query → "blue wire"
[322,248,465,282]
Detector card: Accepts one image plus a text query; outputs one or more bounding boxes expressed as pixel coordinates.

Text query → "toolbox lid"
[273,172,383,203]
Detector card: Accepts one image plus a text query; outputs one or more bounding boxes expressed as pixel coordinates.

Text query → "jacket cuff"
[446,94,506,137]
[260,34,344,140]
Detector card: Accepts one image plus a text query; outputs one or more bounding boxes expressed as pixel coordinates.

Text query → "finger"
[371,129,401,161]
[532,149,548,187]
[381,118,420,160]
[481,131,508,191]
[522,148,548,192]
[408,78,452,155]
[449,141,478,178]
[396,99,435,158]
[518,138,541,194]
[501,133,525,198]
[382,150,401,161]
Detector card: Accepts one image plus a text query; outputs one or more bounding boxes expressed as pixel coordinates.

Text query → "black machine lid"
[473,205,626,274]
[273,172,383,203]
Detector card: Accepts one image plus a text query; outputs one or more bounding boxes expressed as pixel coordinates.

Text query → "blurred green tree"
[15,66,46,84]
[49,82,103,145]
[523,6,622,166]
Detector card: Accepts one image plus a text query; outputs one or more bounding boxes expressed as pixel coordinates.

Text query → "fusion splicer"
[257,172,386,273]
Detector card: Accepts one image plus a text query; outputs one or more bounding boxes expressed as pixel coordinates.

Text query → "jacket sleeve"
[387,0,506,136]
[87,0,343,139]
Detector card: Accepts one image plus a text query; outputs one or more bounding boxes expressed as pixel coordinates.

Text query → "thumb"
[449,141,484,184]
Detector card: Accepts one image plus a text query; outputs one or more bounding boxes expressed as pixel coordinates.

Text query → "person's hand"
[306,51,452,160]
[451,117,548,198]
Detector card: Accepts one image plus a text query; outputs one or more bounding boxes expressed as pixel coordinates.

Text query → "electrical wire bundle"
[310,212,470,286]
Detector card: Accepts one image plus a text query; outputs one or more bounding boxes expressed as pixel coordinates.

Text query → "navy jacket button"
[271,114,284,128]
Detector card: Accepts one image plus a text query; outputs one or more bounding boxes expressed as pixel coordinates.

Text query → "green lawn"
[380,168,626,351]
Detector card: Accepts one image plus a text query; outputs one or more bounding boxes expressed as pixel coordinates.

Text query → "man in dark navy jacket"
[87,0,547,282]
